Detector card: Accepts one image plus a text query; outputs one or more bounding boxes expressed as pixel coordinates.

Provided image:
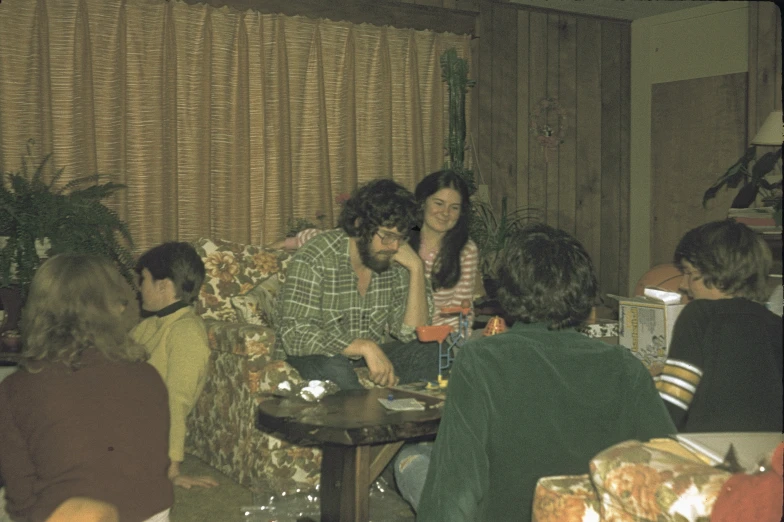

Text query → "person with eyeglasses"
[655,219,783,433]
[275,170,479,331]
[273,179,439,390]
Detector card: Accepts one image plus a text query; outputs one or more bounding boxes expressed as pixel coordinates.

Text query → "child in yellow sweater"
[131,242,218,489]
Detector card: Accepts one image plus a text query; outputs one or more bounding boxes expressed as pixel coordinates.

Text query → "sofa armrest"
[532,474,600,522]
[202,318,276,361]
[590,440,731,521]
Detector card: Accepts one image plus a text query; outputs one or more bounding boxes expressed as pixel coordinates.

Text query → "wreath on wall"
[530,97,568,161]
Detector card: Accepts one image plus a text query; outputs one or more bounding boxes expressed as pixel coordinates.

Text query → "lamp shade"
[751,110,784,145]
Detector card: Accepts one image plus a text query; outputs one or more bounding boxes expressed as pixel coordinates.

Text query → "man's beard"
[358,235,394,273]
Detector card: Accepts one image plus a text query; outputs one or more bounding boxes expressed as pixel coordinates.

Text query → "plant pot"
[0,285,24,335]
[483,277,501,301]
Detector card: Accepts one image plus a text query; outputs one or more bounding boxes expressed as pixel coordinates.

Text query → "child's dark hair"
[135,242,205,304]
[497,224,598,329]
[674,219,772,302]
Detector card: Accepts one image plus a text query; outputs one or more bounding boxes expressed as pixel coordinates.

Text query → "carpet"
[171,455,415,522]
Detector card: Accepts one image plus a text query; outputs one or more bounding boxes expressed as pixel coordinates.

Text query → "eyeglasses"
[680,268,703,281]
[375,230,408,245]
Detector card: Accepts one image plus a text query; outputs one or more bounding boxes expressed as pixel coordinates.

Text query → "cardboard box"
[610,296,685,368]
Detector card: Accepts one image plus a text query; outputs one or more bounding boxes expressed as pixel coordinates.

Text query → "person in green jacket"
[401,224,676,521]
[131,242,219,490]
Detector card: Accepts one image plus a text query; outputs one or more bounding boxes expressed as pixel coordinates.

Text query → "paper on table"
[378,398,425,411]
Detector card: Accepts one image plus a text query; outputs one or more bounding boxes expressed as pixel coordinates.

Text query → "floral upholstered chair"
[185,237,376,493]
[532,439,732,522]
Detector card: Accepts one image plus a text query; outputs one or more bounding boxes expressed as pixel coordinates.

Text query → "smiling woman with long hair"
[0,254,174,522]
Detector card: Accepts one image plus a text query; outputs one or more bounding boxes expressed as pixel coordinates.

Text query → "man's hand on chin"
[392,243,423,272]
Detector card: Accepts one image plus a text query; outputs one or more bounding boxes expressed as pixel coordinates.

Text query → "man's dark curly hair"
[337,179,420,240]
[674,219,772,302]
[497,223,598,329]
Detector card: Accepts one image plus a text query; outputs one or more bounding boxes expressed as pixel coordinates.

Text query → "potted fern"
[0,140,134,333]
[470,197,540,297]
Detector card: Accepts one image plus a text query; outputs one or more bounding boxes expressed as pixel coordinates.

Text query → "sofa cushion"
[194,237,292,322]
[590,440,731,521]
[532,475,601,522]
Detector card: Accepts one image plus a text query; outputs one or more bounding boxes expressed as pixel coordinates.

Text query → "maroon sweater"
[0,350,173,522]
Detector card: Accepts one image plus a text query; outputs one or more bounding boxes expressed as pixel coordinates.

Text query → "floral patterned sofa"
[184,237,375,493]
[532,439,733,522]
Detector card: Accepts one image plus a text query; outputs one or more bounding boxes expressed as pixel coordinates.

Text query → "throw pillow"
[231,276,282,327]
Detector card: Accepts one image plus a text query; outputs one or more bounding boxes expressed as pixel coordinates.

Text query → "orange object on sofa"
[710,442,784,522]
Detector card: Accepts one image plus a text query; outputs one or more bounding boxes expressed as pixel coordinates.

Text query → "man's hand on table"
[344,338,399,387]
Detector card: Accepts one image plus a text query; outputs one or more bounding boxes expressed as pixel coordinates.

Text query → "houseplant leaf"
[0,140,134,292]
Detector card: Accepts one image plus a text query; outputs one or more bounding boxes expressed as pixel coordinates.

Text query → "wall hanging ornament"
[530,97,568,163]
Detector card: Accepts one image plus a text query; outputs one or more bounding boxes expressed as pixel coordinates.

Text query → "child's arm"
[165,317,217,488]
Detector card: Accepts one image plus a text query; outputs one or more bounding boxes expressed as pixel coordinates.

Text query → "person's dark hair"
[135,242,205,304]
[337,179,419,241]
[497,223,597,329]
[20,254,147,370]
[409,170,471,290]
[673,219,772,302]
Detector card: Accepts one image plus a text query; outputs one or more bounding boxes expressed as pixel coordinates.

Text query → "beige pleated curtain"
[0,0,471,252]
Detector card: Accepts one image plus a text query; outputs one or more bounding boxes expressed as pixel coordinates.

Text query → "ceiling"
[505,0,719,21]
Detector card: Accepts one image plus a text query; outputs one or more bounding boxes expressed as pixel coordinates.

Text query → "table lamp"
[751,110,783,146]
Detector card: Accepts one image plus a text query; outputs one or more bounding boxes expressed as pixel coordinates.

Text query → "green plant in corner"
[469,196,541,287]
[703,144,783,225]
[0,140,134,292]
[441,47,476,195]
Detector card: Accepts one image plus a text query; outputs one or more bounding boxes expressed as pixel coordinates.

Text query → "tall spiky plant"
[0,140,134,292]
[440,47,476,195]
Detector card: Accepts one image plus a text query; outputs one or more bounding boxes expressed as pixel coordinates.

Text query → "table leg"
[320,441,405,522]
[321,445,370,522]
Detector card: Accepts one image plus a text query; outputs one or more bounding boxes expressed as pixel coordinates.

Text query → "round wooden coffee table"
[257,387,443,522]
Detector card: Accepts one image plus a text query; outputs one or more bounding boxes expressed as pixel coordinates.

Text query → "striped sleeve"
[294,228,326,248]
[656,301,708,429]
[654,358,703,412]
[454,240,478,327]
[431,240,478,329]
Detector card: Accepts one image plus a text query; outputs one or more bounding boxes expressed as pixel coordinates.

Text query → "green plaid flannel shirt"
[273,229,433,359]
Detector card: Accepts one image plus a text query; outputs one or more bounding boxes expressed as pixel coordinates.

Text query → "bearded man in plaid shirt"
[273,179,439,390]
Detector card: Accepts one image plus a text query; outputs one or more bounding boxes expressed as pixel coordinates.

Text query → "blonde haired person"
[45,498,119,522]
[0,254,173,522]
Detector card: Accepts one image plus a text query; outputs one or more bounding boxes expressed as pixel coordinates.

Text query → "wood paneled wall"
[476,1,631,300]
[747,1,782,142]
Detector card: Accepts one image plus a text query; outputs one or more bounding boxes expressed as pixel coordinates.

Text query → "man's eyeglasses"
[375,230,408,245]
